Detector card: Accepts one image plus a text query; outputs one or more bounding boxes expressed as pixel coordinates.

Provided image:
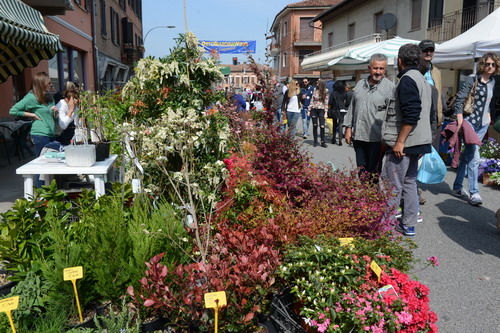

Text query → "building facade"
[95,0,143,90]
[269,0,342,83]
[0,0,143,118]
[221,63,269,91]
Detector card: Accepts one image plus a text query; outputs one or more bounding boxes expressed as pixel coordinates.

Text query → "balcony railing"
[270,40,280,56]
[427,2,500,43]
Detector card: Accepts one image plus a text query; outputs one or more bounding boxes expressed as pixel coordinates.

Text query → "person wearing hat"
[419,39,443,144]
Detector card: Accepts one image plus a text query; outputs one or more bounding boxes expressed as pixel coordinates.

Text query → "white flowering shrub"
[122,32,224,123]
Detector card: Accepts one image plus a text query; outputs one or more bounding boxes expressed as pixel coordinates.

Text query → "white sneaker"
[395,207,403,219]
[452,188,470,199]
[417,211,423,223]
[469,193,482,206]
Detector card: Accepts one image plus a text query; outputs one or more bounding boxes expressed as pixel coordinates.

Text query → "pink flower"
[370,325,384,333]
[396,311,413,325]
[427,256,439,267]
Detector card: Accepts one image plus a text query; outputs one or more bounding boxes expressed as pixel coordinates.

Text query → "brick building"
[268,0,342,83]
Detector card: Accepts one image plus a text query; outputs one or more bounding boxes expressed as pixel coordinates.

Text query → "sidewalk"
[0,154,29,213]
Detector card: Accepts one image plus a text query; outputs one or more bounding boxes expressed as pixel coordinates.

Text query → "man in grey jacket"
[380,44,433,237]
[344,53,394,175]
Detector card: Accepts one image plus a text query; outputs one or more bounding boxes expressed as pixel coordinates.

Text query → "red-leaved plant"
[127,222,282,331]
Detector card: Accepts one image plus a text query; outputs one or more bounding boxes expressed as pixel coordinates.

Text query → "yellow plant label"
[339,237,354,247]
[0,296,19,312]
[63,266,83,281]
[204,291,227,309]
[370,260,382,282]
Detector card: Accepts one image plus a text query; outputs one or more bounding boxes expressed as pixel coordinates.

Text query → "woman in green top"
[9,72,56,157]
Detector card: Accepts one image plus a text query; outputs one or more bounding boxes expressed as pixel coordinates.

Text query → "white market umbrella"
[433,7,500,69]
[327,36,419,70]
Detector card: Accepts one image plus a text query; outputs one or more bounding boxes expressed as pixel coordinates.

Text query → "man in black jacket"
[381,43,433,237]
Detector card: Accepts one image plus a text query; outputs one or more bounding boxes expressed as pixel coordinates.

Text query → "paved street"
[306,132,500,333]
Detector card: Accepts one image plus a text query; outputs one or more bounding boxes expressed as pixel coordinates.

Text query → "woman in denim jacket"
[452,52,500,205]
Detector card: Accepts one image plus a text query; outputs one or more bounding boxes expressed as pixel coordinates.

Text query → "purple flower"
[480,158,500,173]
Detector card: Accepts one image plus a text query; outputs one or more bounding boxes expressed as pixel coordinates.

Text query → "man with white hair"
[344,53,394,175]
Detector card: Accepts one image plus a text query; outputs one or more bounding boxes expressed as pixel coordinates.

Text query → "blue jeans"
[453,121,488,195]
[287,112,301,137]
[301,107,310,136]
[32,135,55,158]
[274,108,285,132]
[32,135,55,188]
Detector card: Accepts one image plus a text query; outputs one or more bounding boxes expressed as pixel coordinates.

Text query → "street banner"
[199,40,256,54]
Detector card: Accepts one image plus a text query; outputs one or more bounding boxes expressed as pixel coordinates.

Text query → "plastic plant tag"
[0,296,19,333]
[132,179,141,193]
[204,291,227,309]
[378,284,398,302]
[63,266,83,281]
[204,291,226,333]
[63,266,84,323]
[370,260,382,283]
[314,245,322,251]
[339,237,354,247]
[0,296,19,312]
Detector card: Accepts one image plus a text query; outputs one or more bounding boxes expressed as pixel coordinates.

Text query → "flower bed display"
[0,32,439,332]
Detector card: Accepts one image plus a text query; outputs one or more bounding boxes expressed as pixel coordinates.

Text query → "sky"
[142,0,292,65]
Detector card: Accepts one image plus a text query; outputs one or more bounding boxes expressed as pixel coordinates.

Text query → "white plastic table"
[16,154,117,199]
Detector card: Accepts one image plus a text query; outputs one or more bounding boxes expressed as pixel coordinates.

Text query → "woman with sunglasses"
[452,52,500,206]
[9,72,57,157]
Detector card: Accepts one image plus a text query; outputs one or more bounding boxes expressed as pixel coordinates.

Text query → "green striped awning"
[0,0,63,83]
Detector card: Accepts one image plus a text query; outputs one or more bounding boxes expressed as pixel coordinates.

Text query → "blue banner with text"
[199,40,256,54]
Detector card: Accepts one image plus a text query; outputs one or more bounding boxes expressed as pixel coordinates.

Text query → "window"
[110,7,116,43]
[100,0,107,36]
[374,11,383,33]
[48,47,87,91]
[85,0,92,12]
[235,76,240,87]
[411,0,422,29]
[75,0,81,5]
[428,0,444,28]
[131,0,141,17]
[110,8,120,45]
[327,32,333,48]
[73,50,84,86]
[299,17,314,41]
[119,0,125,10]
[243,76,249,84]
[283,21,288,37]
[299,50,313,70]
[48,54,61,92]
[282,52,286,67]
[347,23,355,41]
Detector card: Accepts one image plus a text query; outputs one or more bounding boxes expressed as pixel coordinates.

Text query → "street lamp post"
[143,25,176,45]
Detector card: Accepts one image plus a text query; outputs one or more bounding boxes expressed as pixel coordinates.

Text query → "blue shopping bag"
[417,146,447,184]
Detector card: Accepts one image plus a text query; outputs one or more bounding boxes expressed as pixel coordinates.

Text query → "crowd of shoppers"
[267,39,499,237]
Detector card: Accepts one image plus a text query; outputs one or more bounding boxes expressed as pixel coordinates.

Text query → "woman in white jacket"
[55,89,79,145]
